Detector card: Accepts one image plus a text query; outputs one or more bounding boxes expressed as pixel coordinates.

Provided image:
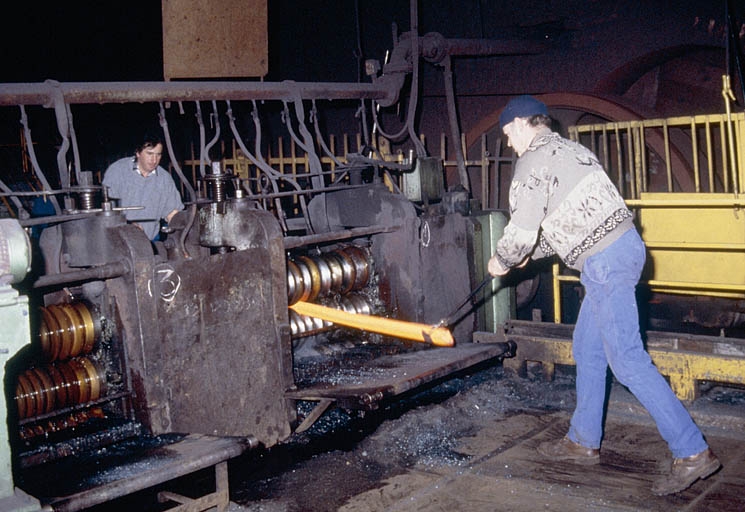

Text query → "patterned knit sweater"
[495,128,634,271]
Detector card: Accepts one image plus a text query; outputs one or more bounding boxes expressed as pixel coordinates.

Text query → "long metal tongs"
[433,275,496,329]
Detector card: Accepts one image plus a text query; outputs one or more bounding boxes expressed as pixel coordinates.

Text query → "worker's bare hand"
[487,255,509,276]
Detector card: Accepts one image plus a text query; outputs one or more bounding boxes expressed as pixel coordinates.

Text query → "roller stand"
[0,220,44,511]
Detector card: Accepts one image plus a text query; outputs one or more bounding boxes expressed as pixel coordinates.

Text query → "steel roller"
[14,357,106,420]
[286,245,373,305]
[39,300,100,362]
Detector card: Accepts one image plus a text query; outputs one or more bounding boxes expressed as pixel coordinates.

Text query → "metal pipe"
[442,38,549,57]
[443,56,469,190]
[196,101,208,179]
[283,225,397,250]
[552,262,562,324]
[158,102,197,203]
[203,100,221,173]
[645,279,745,293]
[49,81,72,190]
[0,80,397,106]
[33,260,130,288]
[722,74,740,195]
[418,33,549,64]
[226,101,290,232]
[0,178,29,219]
[20,105,61,215]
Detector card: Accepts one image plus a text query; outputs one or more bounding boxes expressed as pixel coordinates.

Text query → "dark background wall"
[0,1,742,179]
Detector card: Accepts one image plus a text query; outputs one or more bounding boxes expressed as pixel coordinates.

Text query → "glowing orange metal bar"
[289,301,455,347]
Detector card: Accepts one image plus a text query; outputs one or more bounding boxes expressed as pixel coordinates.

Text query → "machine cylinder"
[14,356,106,420]
[287,245,372,306]
[39,300,100,362]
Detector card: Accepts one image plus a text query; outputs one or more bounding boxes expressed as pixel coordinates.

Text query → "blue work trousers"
[567,229,708,459]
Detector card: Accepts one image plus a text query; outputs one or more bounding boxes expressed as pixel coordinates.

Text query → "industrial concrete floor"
[330,410,744,512]
[228,363,745,512]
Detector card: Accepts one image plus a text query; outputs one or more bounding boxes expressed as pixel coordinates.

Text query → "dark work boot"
[651,448,721,496]
[537,436,600,465]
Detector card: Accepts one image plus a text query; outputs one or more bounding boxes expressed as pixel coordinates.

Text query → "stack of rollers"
[15,301,105,425]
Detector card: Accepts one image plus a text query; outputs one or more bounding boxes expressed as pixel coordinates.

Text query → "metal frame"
[547,111,745,321]
[485,321,745,402]
[43,435,248,512]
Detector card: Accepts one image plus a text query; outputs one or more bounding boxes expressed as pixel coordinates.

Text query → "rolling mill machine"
[6,6,744,508]
[0,27,525,510]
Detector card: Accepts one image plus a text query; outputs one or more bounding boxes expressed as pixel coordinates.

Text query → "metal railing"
[568,112,745,198]
[545,111,745,323]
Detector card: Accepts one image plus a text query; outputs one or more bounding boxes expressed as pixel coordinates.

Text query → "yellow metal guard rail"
[552,111,745,322]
